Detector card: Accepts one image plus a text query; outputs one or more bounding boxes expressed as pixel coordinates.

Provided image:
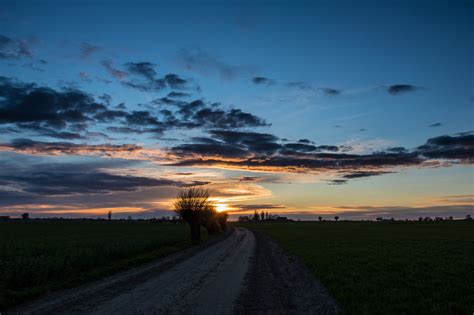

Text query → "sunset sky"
[0,0,472,220]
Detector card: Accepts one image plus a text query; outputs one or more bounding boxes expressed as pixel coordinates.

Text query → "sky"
[0,0,473,220]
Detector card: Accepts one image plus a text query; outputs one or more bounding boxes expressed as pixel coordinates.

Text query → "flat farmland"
[244,221,474,314]
[0,220,191,308]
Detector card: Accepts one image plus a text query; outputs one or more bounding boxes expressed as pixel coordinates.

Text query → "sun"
[215,203,229,212]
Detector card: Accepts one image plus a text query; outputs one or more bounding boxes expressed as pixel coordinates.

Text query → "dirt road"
[9,227,337,314]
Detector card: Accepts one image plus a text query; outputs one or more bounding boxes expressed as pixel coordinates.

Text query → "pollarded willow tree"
[174,187,214,241]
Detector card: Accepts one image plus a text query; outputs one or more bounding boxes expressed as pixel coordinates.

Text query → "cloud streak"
[0,34,33,59]
[177,47,255,80]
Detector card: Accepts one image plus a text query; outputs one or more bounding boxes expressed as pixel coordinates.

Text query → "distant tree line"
[237,210,293,222]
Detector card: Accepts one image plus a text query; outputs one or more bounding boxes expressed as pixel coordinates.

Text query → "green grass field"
[244,221,474,314]
[0,220,193,308]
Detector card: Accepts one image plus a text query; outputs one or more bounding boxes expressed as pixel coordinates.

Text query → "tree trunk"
[189,221,201,241]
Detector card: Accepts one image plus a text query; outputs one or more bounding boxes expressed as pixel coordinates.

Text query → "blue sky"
[0,0,472,219]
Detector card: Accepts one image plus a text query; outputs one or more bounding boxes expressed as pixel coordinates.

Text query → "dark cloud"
[122,79,165,92]
[168,91,191,98]
[341,171,393,179]
[0,172,179,196]
[0,76,267,139]
[0,138,142,156]
[171,142,248,158]
[155,99,269,130]
[416,134,474,161]
[320,87,341,96]
[210,130,280,154]
[191,108,269,129]
[238,176,260,182]
[177,47,254,80]
[252,77,275,85]
[98,93,112,105]
[386,84,421,95]
[171,151,423,174]
[283,143,319,152]
[170,130,362,169]
[153,97,181,106]
[80,42,101,60]
[93,109,128,122]
[0,34,32,59]
[121,61,195,92]
[124,62,157,80]
[0,156,199,199]
[164,74,188,89]
[169,131,473,183]
[328,179,348,185]
[0,76,107,130]
[106,126,146,134]
[429,122,442,128]
[101,60,128,79]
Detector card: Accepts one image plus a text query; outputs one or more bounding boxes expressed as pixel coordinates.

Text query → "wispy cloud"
[177,47,255,80]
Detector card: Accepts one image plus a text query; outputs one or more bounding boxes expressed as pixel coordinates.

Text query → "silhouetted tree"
[174,188,214,241]
[217,211,229,230]
[261,211,265,221]
[318,216,322,221]
[107,211,112,221]
[21,213,29,220]
[334,216,339,221]
[253,210,260,222]
[201,204,221,235]
[466,214,472,221]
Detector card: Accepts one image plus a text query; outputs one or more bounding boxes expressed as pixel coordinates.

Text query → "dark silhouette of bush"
[21,213,29,220]
[107,211,112,221]
[253,210,260,221]
[318,216,322,221]
[217,211,229,230]
[174,188,215,241]
[201,204,221,235]
[335,216,339,221]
